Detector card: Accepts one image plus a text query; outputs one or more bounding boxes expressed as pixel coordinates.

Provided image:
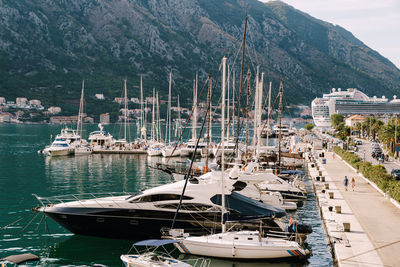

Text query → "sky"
[261,0,400,68]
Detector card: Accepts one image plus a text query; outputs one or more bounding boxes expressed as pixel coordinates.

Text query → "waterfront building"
[312,88,400,128]
[29,99,41,106]
[114,97,124,104]
[50,116,78,124]
[0,112,11,123]
[16,97,28,106]
[100,113,110,124]
[345,115,366,127]
[131,97,139,104]
[84,116,94,124]
[95,94,105,100]
[48,106,62,114]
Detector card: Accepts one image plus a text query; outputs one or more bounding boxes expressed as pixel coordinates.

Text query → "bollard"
[329,192,334,199]
[322,189,326,193]
[316,166,320,171]
[325,183,329,189]
[311,164,315,168]
[321,176,326,182]
[319,171,322,176]
[343,222,350,232]
[335,206,341,214]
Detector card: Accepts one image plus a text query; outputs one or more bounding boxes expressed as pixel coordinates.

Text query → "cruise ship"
[312,88,400,128]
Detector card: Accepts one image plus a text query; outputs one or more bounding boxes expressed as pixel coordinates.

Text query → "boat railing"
[32,192,134,208]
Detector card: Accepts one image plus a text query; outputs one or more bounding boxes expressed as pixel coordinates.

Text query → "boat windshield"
[52,143,69,147]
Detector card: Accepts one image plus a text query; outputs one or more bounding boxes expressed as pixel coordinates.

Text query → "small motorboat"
[120,239,209,267]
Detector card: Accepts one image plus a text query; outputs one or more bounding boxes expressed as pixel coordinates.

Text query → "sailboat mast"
[221,57,227,233]
[140,75,143,133]
[266,81,272,146]
[227,65,230,139]
[278,80,283,167]
[77,80,84,137]
[168,72,172,144]
[245,70,251,156]
[206,74,212,168]
[232,70,235,137]
[236,17,248,156]
[193,74,198,141]
[151,88,155,140]
[254,67,259,147]
[257,72,264,154]
[124,79,128,141]
[156,92,160,141]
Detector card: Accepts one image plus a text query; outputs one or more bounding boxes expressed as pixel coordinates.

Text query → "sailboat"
[162,73,181,158]
[170,56,309,260]
[148,91,164,156]
[181,74,208,157]
[75,80,92,155]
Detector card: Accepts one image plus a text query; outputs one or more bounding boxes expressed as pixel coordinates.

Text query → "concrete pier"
[308,149,400,267]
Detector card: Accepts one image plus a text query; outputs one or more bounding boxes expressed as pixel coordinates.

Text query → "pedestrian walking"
[344,176,349,191]
[351,177,355,191]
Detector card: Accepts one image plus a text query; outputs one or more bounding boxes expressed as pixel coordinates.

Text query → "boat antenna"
[235,16,248,157]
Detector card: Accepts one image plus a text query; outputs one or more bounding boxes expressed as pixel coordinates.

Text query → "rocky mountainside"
[1,0,399,110]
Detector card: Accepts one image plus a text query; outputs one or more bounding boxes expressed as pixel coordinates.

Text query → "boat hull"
[47,148,74,157]
[40,209,283,240]
[175,238,306,259]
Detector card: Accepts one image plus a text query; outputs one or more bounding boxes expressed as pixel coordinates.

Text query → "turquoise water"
[0,124,333,266]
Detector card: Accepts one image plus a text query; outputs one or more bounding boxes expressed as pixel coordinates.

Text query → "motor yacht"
[88,124,114,150]
[33,172,286,240]
[44,137,75,157]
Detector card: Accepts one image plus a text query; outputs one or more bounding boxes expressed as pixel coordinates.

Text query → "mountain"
[0,0,399,116]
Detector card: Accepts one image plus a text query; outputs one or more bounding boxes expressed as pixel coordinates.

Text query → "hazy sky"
[261,0,400,68]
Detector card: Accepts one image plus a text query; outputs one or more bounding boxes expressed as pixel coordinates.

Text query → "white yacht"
[44,137,74,157]
[33,171,287,240]
[88,124,114,150]
[180,139,208,157]
[120,239,209,267]
[172,230,308,259]
[147,141,165,156]
[162,144,181,157]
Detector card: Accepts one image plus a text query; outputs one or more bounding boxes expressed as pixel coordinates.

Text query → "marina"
[0,123,333,266]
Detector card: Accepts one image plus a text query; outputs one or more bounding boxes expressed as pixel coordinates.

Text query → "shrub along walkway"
[323,151,400,267]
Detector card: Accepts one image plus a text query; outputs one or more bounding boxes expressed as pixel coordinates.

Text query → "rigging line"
[235,16,248,157]
[166,77,209,163]
[171,75,214,229]
[253,93,280,148]
[167,61,223,160]
[35,214,45,231]
[0,217,23,231]
[21,212,40,233]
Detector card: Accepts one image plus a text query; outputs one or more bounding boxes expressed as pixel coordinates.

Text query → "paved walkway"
[324,151,400,267]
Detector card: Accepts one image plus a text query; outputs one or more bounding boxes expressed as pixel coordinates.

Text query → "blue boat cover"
[281,170,304,175]
[134,239,179,246]
[210,192,286,220]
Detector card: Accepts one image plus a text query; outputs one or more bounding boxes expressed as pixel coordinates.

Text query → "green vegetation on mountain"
[0,0,399,118]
